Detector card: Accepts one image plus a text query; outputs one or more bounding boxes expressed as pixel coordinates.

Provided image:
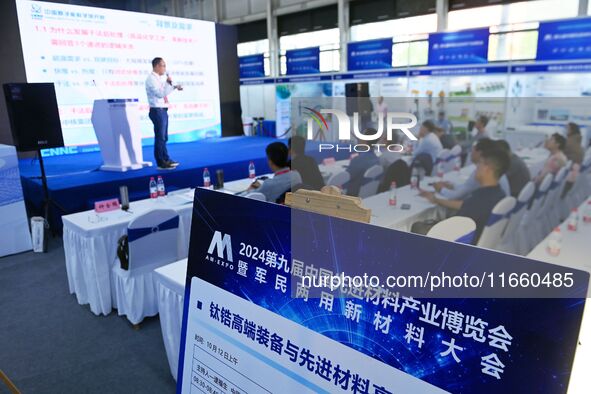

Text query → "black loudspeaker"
[345,82,371,117]
[3,83,64,152]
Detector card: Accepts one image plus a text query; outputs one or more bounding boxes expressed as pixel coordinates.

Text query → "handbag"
[117,235,129,270]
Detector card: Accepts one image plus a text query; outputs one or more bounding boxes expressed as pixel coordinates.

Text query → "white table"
[62,193,195,316]
[527,197,591,394]
[154,258,187,381]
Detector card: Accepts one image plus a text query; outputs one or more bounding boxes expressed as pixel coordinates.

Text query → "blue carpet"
[18,136,347,229]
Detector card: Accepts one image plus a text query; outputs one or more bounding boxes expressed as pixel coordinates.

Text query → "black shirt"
[456,185,506,244]
[290,155,325,190]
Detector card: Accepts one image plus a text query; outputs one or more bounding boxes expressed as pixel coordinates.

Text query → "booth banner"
[537,17,591,61]
[428,28,490,66]
[0,144,32,257]
[239,54,265,79]
[177,189,588,394]
[347,38,393,71]
[411,65,508,76]
[286,47,320,75]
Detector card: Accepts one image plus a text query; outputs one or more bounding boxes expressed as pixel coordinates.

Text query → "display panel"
[15,0,221,153]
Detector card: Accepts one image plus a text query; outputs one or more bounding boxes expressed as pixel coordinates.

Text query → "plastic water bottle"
[567,208,579,231]
[248,161,256,179]
[388,182,397,207]
[410,168,419,190]
[156,176,166,197]
[149,177,157,199]
[436,162,444,179]
[583,201,591,224]
[546,227,562,256]
[454,157,461,173]
[203,168,211,188]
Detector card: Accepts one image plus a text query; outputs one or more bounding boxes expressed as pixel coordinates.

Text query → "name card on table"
[94,198,120,213]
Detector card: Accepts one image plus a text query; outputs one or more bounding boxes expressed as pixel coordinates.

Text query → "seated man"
[434,125,457,150]
[496,139,530,197]
[288,136,325,190]
[416,144,510,244]
[534,133,567,184]
[345,133,380,197]
[248,142,302,202]
[472,115,490,141]
[412,120,443,164]
[432,138,510,199]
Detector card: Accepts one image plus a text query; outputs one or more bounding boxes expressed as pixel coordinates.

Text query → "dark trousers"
[149,107,170,166]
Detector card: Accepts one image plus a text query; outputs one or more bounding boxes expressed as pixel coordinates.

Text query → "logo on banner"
[207,231,233,263]
[306,109,417,153]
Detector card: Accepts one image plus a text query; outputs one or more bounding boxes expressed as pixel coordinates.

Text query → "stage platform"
[19,136,346,229]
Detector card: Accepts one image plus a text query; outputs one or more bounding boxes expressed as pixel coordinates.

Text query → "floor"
[0,237,176,394]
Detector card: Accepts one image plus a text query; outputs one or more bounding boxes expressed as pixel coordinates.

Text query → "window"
[237,39,270,76]
[279,28,340,74]
[448,0,579,30]
[350,14,437,42]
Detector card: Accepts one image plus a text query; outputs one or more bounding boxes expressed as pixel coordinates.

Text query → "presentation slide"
[15,0,221,154]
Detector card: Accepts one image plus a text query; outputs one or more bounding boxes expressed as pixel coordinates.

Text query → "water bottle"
[583,201,591,224]
[156,176,166,197]
[388,182,397,207]
[546,227,562,256]
[149,177,157,199]
[454,156,461,173]
[248,161,256,179]
[203,168,211,188]
[436,162,444,179]
[567,208,579,231]
[410,168,419,190]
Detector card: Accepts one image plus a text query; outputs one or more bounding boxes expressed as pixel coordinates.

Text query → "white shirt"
[439,168,510,200]
[413,132,443,163]
[145,71,174,108]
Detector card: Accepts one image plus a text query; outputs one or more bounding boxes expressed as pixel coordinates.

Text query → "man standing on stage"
[145,57,182,170]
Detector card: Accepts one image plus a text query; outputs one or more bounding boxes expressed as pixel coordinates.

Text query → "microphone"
[166,72,173,85]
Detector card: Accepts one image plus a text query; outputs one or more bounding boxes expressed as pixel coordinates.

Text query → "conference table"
[61,175,270,316]
[526,197,591,394]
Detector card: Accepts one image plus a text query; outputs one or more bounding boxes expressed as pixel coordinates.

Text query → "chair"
[540,166,569,237]
[111,209,180,325]
[411,153,434,176]
[444,145,462,173]
[427,217,476,244]
[516,173,553,255]
[244,192,266,201]
[477,196,516,250]
[358,164,384,199]
[326,170,350,194]
[377,159,411,193]
[497,181,535,254]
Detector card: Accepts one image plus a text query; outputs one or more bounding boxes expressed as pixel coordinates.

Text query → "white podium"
[91,99,151,172]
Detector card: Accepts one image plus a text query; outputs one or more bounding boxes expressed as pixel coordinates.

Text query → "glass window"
[350,14,437,42]
[448,0,579,31]
[392,40,428,67]
[238,39,270,77]
[279,28,340,74]
[488,30,538,61]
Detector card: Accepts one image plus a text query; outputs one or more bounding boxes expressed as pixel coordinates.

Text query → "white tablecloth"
[62,194,195,316]
[527,197,591,394]
[154,258,187,381]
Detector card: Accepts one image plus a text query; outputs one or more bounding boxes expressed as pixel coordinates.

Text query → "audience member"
[432,138,510,199]
[412,120,443,164]
[534,133,567,184]
[346,133,380,197]
[435,111,453,134]
[248,142,301,202]
[564,122,584,164]
[496,139,531,197]
[415,145,510,243]
[434,125,457,150]
[288,136,325,190]
[472,115,490,141]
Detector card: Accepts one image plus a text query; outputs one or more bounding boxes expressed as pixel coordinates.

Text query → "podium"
[91,99,152,172]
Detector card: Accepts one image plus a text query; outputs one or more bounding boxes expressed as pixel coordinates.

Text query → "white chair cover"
[435,149,450,174]
[245,192,266,201]
[444,145,462,173]
[111,209,180,324]
[358,164,384,198]
[477,196,516,250]
[539,166,569,238]
[427,216,476,244]
[497,181,535,254]
[517,173,553,255]
[327,170,351,194]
